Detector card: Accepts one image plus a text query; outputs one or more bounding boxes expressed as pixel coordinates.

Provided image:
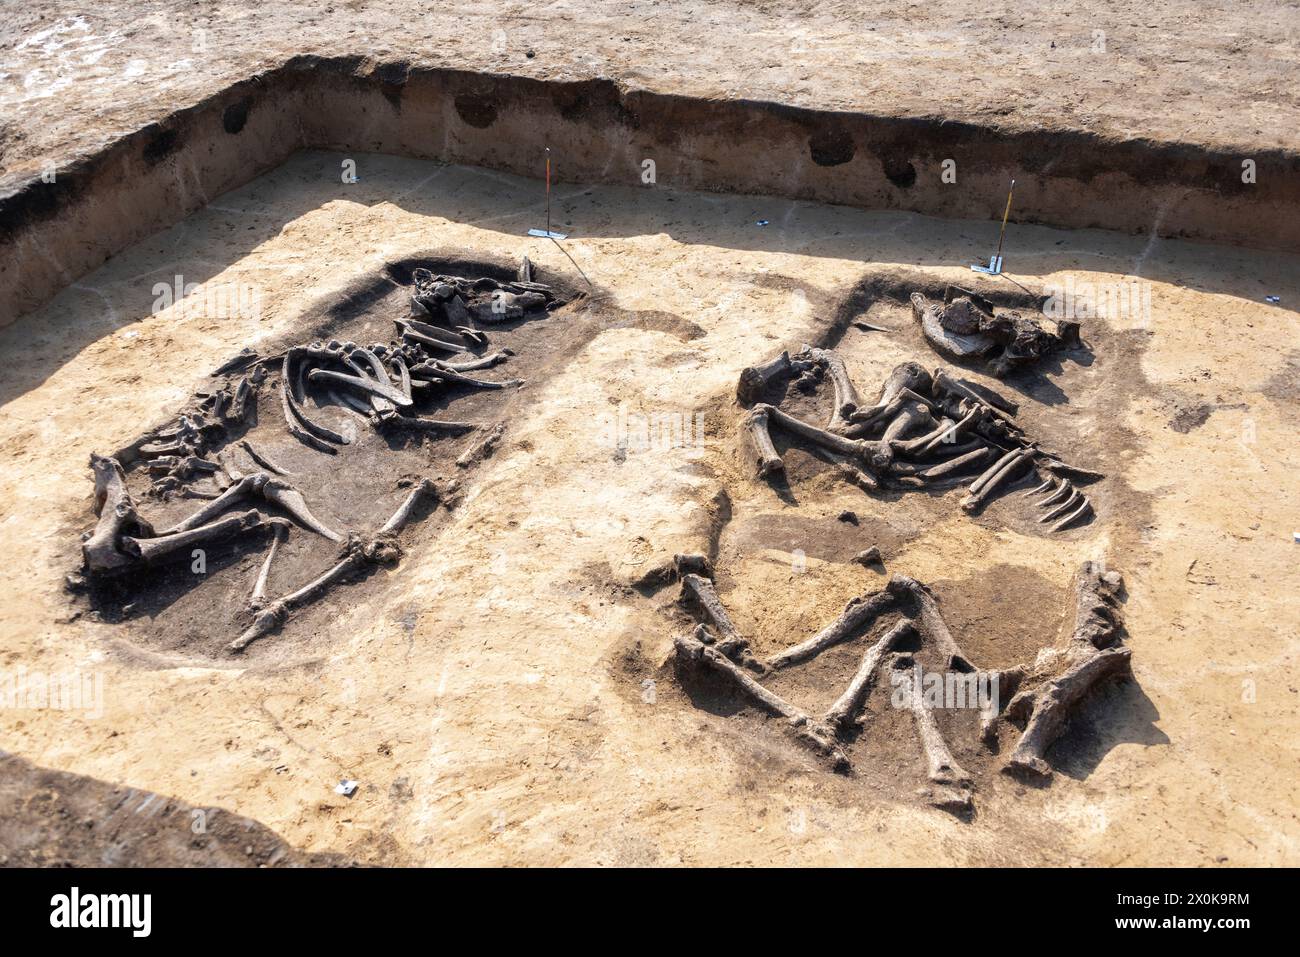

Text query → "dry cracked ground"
[0,2,1297,866]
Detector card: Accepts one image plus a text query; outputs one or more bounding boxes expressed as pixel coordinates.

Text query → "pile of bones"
[738,345,1100,532]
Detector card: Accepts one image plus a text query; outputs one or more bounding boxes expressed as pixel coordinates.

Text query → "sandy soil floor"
[0,151,1296,865]
[2,0,1298,192]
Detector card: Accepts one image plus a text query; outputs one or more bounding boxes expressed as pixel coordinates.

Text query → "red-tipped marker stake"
[528,146,567,240]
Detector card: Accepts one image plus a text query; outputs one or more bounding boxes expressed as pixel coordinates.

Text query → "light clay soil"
[0,152,1296,865]
[3,0,1299,193]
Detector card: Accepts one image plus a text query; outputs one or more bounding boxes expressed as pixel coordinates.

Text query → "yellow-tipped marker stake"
[971,178,1015,275]
[528,146,568,240]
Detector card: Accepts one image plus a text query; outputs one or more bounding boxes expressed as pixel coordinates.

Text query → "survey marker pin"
[971,178,1015,276]
[528,147,568,240]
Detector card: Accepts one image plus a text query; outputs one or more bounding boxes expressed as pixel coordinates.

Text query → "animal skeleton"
[77,262,565,652]
[738,345,1101,532]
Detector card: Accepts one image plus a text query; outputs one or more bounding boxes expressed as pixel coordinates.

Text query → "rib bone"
[1023,475,1054,497]
[961,449,1031,512]
[1036,479,1074,507]
[1039,487,1081,523]
[1049,497,1094,532]
[279,353,341,452]
[309,368,413,408]
[408,361,523,390]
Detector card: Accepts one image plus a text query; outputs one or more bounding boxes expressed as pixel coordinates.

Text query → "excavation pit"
[1,73,1298,863]
[69,256,591,663]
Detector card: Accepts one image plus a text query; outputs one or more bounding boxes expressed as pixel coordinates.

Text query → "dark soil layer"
[0,751,350,867]
[73,254,595,663]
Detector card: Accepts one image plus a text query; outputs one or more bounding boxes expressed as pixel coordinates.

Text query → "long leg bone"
[380,479,438,535]
[159,472,341,542]
[823,619,914,731]
[397,318,475,351]
[456,422,507,468]
[893,415,953,453]
[122,509,264,564]
[978,666,1026,745]
[248,519,290,607]
[902,660,974,800]
[1004,646,1131,778]
[736,350,794,405]
[157,475,259,534]
[229,480,437,653]
[961,449,1031,513]
[768,584,898,670]
[399,324,466,353]
[744,406,784,477]
[799,347,863,429]
[680,573,753,663]
[886,576,975,672]
[674,629,849,771]
[261,478,344,542]
[932,369,1017,419]
[848,362,932,425]
[374,413,478,435]
[881,400,932,444]
[836,462,881,492]
[757,404,882,462]
[437,351,514,373]
[849,387,941,438]
[1002,562,1130,778]
[907,404,984,456]
[914,446,993,479]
